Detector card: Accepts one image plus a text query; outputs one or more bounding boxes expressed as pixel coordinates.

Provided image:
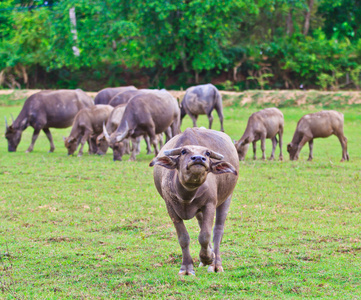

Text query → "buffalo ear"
[210,161,238,175]
[287,143,292,153]
[149,156,178,169]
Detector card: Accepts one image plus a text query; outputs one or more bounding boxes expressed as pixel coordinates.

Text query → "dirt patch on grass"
[2,89,361,107]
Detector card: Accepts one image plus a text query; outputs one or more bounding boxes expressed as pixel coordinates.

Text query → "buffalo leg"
[211,195,232,273]
[196,212,213,267]
[278,127,284,161]
[146,128,160,156]
[43,128,55,153]
[260,134,266,160]
[252,141,257,160]
[164,127,172,143]
[26,128,41,153]
[337,134,349,162]
[269,136,278,160]
[214,104,224,132]
[144,135,152,154]
[207,112,214,129]
[78,131,91,157]
[158,133,164,149]
[188,112,198,128]
[308,139,314,161]
[295,135,311,161]
[172,218,194,275]
[124,139,131,154]
[129,138,140,161]
[198,205,216,270]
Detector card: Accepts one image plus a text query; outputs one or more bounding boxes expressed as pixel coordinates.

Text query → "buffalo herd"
[4,84,350,276]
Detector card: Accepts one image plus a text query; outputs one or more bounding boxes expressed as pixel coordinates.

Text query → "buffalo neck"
[12,108,28,130]
[173,174,203,202]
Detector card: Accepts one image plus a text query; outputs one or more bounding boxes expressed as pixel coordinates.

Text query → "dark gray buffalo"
[94,86,137,105]
[149,128,239,275]
[105,91,181,161]
[235,108,284,161]
[180,84,224,132]
[64,105,113,156]
[5,89,93,152]
[287,110,349,162]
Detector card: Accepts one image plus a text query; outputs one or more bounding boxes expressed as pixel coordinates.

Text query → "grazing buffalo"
[105,91,181,161]
[94,86,137,105]
[5,89,93,153]
[287,110,349,162]
[180,84,224,132]
[96,104,132,156]
[235,108,284,161]
[64,105,113,156]
[149,128,239,275]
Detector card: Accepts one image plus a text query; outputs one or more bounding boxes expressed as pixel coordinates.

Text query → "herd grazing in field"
[4,84,350,275]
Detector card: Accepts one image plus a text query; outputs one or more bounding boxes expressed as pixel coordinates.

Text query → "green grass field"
[1,97,361,299]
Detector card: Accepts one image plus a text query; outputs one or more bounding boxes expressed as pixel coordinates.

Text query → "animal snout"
[191,155,206,163]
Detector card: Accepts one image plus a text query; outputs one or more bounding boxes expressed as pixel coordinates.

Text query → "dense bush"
[0,0,360,90]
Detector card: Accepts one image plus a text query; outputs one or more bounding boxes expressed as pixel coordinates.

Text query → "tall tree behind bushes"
[0,0,360,90]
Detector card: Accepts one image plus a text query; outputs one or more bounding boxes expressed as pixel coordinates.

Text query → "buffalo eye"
[181,149,187,155]
[205,151,210,157]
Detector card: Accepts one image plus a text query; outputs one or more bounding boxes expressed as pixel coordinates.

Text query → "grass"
[0,95,361,299]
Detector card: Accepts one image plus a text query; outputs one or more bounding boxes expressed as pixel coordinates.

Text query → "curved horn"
[103,122,111,142]
[209,151,224,160]
[164,147,182,156]
[5,116,8,130]
[10,114,14,123]
[115,121,129,142]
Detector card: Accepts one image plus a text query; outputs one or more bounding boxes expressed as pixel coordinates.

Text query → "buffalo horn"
[5,116,8,130]
[10,114,14,123]
[103,122,111,142]
[209,151,224,160]
[115,121,129,142]
[164,147,182,156]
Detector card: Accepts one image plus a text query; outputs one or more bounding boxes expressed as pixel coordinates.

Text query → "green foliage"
[1,0,361,89]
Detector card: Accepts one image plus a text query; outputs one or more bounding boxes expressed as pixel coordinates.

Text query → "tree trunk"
[286,9,293,36]
[195,71,199,84]
[303,0,314,36]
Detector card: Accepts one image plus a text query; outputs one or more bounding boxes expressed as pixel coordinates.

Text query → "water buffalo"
[94,86,137,105]
[235,108,284,161]
[180,84,224,132]
[105,91,181,161]
[287,110,349,162]
[5,89,93,153]
[149,127,239,275]
[64,105,113,156]
[96,104,132,155]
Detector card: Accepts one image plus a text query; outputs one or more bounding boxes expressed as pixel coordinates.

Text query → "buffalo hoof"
[307,157,313,161]
[25,149,33,153]
[207,264,224,273]
[48,150,54,153]
[269,156,275,161]
[77,154,83,157]
[178,264,195,276]
[146,150,152,155]
[279,156,283,161]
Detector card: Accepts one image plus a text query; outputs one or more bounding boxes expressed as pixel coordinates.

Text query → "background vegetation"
[1,94,360,298]
[1,0,361,91]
